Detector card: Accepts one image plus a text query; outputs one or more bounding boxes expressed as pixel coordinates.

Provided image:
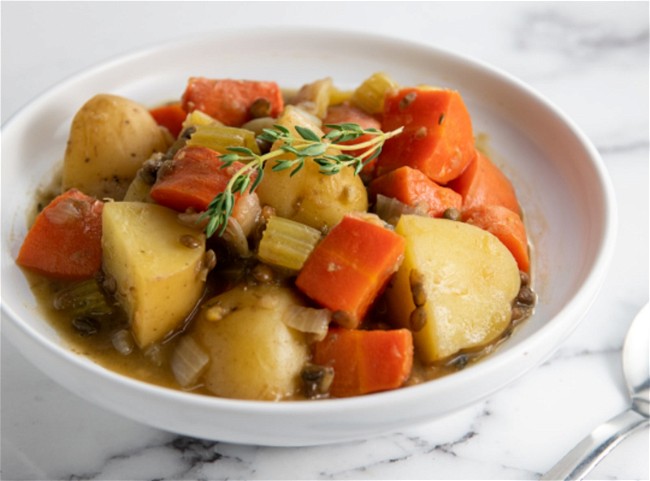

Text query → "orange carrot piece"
[149,102,187,138]
[295,215,405,327]
[181,77,284,127]
[369,165,462,217]
[322,103,382,177]
[448,150,521,215]
[17,189,103,280]
[376,88,476,184]
[313,327,414,397]
[463,205,530,272]
[150,145,248,213]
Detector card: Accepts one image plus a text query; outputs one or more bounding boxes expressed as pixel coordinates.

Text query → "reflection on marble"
[2,2,648,480]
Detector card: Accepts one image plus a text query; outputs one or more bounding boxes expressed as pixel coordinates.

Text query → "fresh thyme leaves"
[202,122,404,238]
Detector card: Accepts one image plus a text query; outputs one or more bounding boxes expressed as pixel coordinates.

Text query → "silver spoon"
[541,303,649,480]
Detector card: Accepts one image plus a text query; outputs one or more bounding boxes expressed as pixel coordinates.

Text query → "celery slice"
[187,124,260,155]
[351,72,399,115]
[53,279,113,317]
[257,216,322,271]
[182,110,221,129]
[328,86,353,106]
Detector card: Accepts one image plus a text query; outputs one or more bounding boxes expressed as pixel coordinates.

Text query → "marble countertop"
[1,2,648,480]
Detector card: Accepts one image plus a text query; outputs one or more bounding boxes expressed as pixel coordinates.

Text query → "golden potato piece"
[255,105,368,231]
[63,94,170,200]
[102,202,206,348]
[386,215,521,363]
[190,284,309,401]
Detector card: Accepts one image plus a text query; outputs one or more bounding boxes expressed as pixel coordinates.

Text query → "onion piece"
[223,217,251,258]
[171,336,210,388]
[111,329,135,356]
[144,343,164,367]
[282,305,331,342]
[232,192,262,237]
[374,194,427,226]
[177,209,208,231]
[241,116,276,136]
[44,198,85,225]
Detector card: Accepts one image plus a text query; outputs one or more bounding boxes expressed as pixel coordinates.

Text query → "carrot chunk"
[376,88,475,184]
[17,189,103,280]
[295,215,405,327]
[322,103,382,177]
[181,77,284,127]
[149,102,187,138]
[369,165,462,217]
[463,205,530,272]
[448,150,521,215]
[150,145,249,213]
[313,327,414,397]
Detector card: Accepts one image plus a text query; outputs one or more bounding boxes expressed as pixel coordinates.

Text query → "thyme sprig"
[202,122,403,238]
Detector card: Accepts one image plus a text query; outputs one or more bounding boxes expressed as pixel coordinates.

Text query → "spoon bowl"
[542,303,650,480]
[623,303,650,417]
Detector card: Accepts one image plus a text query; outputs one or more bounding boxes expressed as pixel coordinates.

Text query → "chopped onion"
[144,343,164,367]
[241,116,276,136]
[223,217,251,258]
[232,192,262,237]
[374,194,427,226]
[44,198,84,225]
[171,336,210,388]
[111,329,135,356]
[177,209,208,230]
[282,305,331,342]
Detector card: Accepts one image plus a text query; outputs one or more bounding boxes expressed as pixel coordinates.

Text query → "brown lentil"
[203,250,217,272]
[443,207,461,221]
[301,364,334,398]
[180,234,201,249]
[249,98,272,118]
[409,269,427,307]
[409,306,428,332]
[332,310,355,329]
[516,285,536,306]
[399,91,417,110]
[72,316,100,337]
[251,263,275,284]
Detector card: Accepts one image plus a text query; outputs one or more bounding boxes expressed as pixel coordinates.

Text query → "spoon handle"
[540,408,648,480]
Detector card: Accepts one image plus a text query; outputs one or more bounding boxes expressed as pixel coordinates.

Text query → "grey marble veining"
[515,8,648,59]
[1,2,648,480]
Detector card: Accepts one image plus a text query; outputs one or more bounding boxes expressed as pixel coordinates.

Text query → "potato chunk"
[255,105,368,231]
[386,215,520,363]
[102,202,206,347]
[63,94,170,200]
[189,284,309,401]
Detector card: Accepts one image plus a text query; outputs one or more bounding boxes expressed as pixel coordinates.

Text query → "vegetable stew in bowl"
[16,72,536,401]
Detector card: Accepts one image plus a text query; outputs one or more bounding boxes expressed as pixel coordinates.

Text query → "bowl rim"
[1,26,618,420]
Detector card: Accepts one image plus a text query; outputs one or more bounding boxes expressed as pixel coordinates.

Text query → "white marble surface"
[1,2,648,480]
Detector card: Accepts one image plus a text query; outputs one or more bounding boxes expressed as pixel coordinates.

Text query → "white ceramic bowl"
[1,28,616,446]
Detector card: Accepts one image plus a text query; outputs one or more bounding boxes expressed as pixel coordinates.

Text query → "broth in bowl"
[16,72,536,402]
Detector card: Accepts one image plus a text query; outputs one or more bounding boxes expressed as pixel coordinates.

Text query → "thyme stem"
[202,123,403,238]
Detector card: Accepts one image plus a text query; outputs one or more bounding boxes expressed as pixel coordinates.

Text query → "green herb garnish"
[202,122,403,238]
